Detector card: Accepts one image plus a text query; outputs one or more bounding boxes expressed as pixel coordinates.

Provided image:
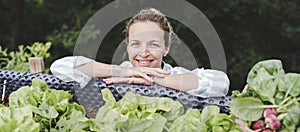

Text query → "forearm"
[153,73,198,91]
[75,61,120,78]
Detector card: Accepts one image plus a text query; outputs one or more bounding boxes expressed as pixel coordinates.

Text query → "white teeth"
[140,60,147,64]
[138,60,151,66]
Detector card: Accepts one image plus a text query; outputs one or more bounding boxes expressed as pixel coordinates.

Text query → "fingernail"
[105,81,112,84]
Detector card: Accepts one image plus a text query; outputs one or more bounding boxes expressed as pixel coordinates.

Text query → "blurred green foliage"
[0,42,51,72]
[0,0,299,92]
[46,25,80,52]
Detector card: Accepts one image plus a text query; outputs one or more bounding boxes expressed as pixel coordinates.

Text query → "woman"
[50,8,229,98]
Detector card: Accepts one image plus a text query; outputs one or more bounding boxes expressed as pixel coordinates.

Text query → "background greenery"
[0,0,299,93]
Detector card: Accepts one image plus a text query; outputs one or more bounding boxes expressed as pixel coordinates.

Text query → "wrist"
[111,65,121,77]
[152,76,165,86]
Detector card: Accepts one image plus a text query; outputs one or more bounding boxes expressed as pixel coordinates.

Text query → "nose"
[139,45,150,56]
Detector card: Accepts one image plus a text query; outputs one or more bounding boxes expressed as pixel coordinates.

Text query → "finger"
[140,67,170,76]
[135,72,153,82]
[119,67,152,82]
[153,68,171,75]
[103,78,113,84]
[144,70,166,78]
[140,69,169,78]
[105,77,151,85]
[103,77,127,84]
[128,77,151,85]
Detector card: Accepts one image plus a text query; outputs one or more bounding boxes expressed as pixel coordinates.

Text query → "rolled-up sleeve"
[187,68,229,98]
[50,56,94,88]
[168,66,229,98]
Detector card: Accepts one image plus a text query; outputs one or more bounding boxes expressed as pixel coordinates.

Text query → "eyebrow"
[128,39,140,43]
[148,40,162,43]
[129,39,162,43]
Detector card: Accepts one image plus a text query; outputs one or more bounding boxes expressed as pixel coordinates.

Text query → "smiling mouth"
[136,59,153,67]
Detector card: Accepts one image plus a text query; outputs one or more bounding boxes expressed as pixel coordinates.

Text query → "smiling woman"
[50,8,229,98]
[127,23,168,68]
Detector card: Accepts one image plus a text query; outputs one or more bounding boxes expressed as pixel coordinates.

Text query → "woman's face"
[127,21,169,68]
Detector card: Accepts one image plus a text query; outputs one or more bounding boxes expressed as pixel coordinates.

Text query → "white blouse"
[50,56,229,98]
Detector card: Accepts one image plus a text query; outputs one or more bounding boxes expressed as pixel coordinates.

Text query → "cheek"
[150,51,164,59]
[127,48,138,60]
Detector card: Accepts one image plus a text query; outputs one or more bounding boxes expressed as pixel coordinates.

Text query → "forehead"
[129,21,164,39]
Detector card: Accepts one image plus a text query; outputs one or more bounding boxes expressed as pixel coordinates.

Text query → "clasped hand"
[103,67,170,85]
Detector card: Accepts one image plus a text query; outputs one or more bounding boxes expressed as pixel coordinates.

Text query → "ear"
[164,46,170,57]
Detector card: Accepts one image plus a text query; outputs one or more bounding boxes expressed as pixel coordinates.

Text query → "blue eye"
[129,42,140,47]
[150,43,161,48]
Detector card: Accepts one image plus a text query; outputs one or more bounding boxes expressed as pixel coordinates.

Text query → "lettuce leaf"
[230,97,265,121]
[169,109,207,132]
[281,104,300,132]
[247,59,285,86]
[246,59,285,104]
[116,114,167,132]
[201,105,220,122]
[169,105,241,132]
[53,104,93,131]
[0,106,40,132]
[202,105,242,132]
[278,73,300,98]
[5,78,92,131]
[93,88,184,131]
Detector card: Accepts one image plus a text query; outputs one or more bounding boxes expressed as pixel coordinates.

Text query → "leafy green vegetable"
[93,88,243,132]
[232,60,286,103]
[274,92,285,105]
[201,106,242,132]
[27,42,52,58]
[0,42,51,72]
[3,78,93,131]
[231,59,300,131]
[2,78,244,131]
[0,106,40,132]
[246,60,285,104]
[93,88,184,132]
[117,114,167,132]
[169,109,206,132]
[230,97,268,121]
[53,104,93,132]
[255,78,278,104]
[168,105,241,132]
[200,105,220,122]
[247,59,284,86]
[231,86,259,98]
[281,104,300,132]
[91,105,120,131]
[278,73,300,98]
